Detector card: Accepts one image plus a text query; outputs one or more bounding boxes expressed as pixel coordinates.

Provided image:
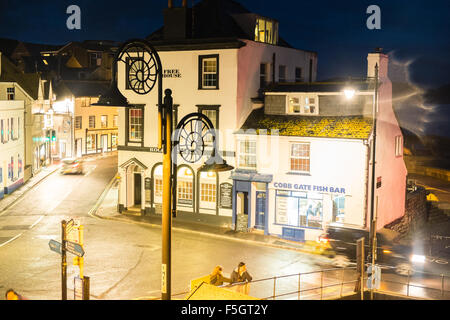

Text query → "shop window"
[178,181,193,205]
[238,140,257,170]
[154,178,163,198]
[290,143,310,173]
[275,190,323,229]
[200,183,216,203]
[86,134,96,151]
[111,134,118,148]
[333,196,345,223]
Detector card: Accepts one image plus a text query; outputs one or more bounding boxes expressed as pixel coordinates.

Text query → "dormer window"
[254,18,278,45]
[287,94,319,115]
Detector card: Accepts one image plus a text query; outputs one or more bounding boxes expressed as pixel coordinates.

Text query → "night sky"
[1,0,449,89]
[1,0,449,139]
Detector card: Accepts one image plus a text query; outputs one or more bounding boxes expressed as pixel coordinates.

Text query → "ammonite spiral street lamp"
[94,39,233,300]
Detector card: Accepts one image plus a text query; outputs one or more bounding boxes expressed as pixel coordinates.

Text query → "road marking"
[29,216,44,229]
[0,233,23,248]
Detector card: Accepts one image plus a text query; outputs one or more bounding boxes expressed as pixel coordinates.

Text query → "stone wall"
[385,187,427,235]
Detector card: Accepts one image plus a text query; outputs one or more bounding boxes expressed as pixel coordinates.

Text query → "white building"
[115,0,317,220]
[0,99,25,199]
[233,51,407,241]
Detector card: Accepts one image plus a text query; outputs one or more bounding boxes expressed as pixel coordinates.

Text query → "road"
[0,153,448,300]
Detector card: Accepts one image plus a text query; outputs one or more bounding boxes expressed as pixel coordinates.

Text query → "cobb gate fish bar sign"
[48,239,84,257]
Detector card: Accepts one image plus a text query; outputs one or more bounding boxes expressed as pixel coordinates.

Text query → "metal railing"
[170,267,450,300]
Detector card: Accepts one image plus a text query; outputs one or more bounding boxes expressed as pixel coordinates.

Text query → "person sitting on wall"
[230,262,253,284]
[209,265,231,286]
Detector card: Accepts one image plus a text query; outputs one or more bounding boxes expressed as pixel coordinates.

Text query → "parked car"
[60,158,84,175]
[319,225,426,276]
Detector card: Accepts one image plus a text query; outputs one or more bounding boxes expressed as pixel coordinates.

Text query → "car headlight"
[411,254,425,263]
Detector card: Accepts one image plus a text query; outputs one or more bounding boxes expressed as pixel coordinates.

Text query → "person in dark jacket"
[230,262,252,284]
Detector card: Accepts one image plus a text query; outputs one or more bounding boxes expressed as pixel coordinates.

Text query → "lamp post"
[93,39,233,300]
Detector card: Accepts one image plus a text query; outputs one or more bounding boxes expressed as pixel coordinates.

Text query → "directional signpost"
[48,219,89,300]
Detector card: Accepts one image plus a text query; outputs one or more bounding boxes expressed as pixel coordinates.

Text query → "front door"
[134,173,141,205]
[255,191,266,230]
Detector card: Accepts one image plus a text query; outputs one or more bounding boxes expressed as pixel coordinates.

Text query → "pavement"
[90,175,330,256]
[0,164,61,214]
[408,173,450,209]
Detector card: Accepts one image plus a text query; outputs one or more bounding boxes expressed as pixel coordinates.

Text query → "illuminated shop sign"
[273,182,346,194]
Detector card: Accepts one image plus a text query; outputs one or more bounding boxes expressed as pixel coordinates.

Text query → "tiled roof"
[54,80,109,98]
[240,108,373,139]
[0,53,40,99]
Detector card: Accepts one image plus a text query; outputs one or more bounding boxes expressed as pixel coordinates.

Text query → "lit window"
[395,135,403,157]
[254,18,278,45]
[154,178,163,197]
[290,143,310,173]
[287,94,318,115]
[86,134,96,151]
[199,55,219,89]
[101,115,108,128]
[200,183,216,203]
[90,52,102,67]
[238,140,257,170]
[113,115,118,128]
[178,181,193,203]
[128,108,143,142]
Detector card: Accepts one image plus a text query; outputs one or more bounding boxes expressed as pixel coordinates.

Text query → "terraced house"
[234,51,407,241]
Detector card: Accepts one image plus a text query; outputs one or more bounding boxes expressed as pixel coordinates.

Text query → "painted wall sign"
[149,147,162,153]
[376,176,382,189]
[163,69,181,78]
[219,183,233,209]
[272,182,346,194]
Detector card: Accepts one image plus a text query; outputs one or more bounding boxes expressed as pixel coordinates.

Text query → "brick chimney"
[164,0,192,40]
[367,48,389,79]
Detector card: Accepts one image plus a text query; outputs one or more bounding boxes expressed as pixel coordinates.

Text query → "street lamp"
[94,39,233,300]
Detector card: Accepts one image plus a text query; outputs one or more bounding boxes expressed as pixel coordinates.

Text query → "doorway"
[255,191,266,230]
[101,134,108,153]
[134,173,142,205]
[76,139,82,158]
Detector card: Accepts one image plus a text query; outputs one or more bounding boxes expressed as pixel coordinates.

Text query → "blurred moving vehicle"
[60,158,84,175]
[319,225,427,276]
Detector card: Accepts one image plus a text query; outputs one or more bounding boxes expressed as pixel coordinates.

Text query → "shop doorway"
[255,191,266,230]
[75,139,82,158]
[101,134,108,153]
[235,192,248,232]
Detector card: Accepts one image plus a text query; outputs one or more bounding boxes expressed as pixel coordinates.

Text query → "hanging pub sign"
[219,183,233,209]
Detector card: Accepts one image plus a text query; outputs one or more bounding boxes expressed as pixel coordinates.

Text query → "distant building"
[0,51,48,182]
[233,51,407,240]
[116,0,318,217]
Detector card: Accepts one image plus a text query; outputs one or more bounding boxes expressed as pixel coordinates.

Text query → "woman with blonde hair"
[209,265,230,286]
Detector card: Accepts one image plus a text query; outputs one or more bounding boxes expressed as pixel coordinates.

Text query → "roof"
[265,80,375,93]
[147,0,295,49]
[0,53,40,99]
[53,80,109,98]
[240,107,373,139]
[0,38,20,58]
